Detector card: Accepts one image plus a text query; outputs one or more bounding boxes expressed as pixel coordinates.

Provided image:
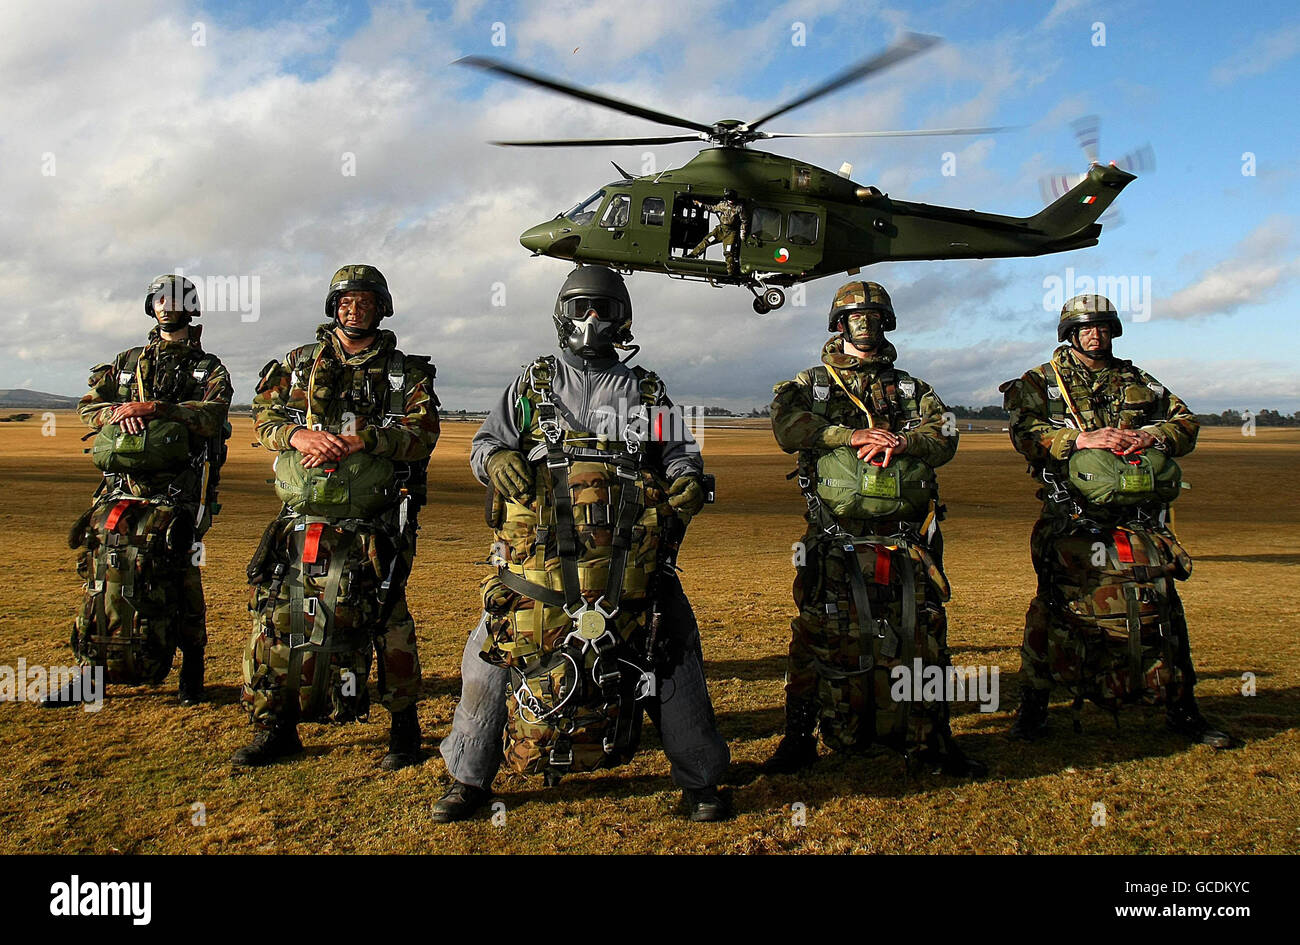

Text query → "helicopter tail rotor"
[1039,116,1154,227]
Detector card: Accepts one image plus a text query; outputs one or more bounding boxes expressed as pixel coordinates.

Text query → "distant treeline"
[1196,409,1300,426]
[948,405,1011,420]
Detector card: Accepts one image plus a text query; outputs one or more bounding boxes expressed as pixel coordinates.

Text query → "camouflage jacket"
[253,323,440,462]
[771,337,958,469]
[1000,345,1198,477]
[701,198,748,235]
[78,324,232,440]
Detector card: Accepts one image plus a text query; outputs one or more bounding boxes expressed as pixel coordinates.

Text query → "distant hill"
[0,389,79,408]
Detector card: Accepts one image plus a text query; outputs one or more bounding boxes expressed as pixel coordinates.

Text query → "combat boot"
[762,697,819,774]
[1009,686,1051,741]
[231,711,303,767]
[177,647,205,707]
[379,705,424,771]
[1166,695,1232,749]
[431,780,492,823]
[683,786,732,822]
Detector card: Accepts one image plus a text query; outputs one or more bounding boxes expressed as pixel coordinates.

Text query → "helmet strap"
[336,315,379,340]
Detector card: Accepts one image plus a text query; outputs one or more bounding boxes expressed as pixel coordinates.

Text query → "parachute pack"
[91,419,191,475]
[814,446,936,521]
[797,533,954,757]
[273,450,397,519]
[68,497,193,684]
[1045,523,1193,713]
[1066,447,1184,509]
[480,355,675,779]
[245,518,392,723]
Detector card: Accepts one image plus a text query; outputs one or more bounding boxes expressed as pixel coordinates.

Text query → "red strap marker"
[1113,530,1135,564]
[302,523,326,564]
[873,545,892,585]
[104,500,133,532]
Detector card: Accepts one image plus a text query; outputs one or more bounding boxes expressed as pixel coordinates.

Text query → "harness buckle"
[303,598,317,618]
[549,742,574,768]
[592,654,621,690]
[539,417,563,446]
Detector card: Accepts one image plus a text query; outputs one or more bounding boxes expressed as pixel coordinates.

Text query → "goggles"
[561,296,626,322]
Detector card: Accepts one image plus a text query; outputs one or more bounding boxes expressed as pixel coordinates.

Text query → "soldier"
[233,265,440,769]
[432,265,731,822]
[766,280,982,775]
[685,189,749,277]
[1001,294,1230,747]
[48,274,232,708]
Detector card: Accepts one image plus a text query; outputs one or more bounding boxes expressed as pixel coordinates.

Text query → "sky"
[2,0,1298,414]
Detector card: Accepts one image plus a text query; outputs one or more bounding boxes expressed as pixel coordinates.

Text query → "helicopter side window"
[600,193,631,228]
[566,190,606,226]
[641,196,666,226]
[752,207,781,241]
[788,210,819,246]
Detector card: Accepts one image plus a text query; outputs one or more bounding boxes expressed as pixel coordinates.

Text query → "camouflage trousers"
[689,225,740,274]
[1017,512,1198,696]
[179,563,206,651]
[241,540,421,729]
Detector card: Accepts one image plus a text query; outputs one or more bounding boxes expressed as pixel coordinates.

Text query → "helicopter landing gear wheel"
[762,287,786,310]
[752,298,772,315]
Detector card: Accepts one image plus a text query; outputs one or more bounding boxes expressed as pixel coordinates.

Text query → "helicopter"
[458,33,1136,314]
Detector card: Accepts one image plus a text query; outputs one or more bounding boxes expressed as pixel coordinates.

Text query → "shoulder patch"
[1046,385,1062,401]
[896,378,916,398]
[812,384,830,402]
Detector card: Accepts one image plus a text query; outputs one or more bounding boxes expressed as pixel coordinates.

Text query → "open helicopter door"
[669,193,711,257]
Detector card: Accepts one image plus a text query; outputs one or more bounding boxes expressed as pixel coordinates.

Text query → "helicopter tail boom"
[1023,161,1136,244]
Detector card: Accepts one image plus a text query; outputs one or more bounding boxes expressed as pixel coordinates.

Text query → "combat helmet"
[325,264,393,339]
[144,274,201,320]
[1057,294,1122,342]
[827,280,895,332]
[553,265,633,357]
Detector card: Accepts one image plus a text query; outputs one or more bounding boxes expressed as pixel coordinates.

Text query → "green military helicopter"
[458,33,1136,314]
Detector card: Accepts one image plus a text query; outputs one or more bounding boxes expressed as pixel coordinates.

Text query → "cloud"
[1135,357,1300,413]
[1155,217,1300,321]
[1211,23,1300,84]
[1039,0,1091,32]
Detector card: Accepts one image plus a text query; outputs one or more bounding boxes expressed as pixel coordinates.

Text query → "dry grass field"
[1,412,1297,854]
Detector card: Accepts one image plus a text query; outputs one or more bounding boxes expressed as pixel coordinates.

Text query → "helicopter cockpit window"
[600,193,631,228]
[641,196,666,226]
[788,210,820,246]
[752,207,781,241]
[566,190,606,226]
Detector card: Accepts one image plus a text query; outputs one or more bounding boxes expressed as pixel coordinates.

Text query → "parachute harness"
[501,356,658,769]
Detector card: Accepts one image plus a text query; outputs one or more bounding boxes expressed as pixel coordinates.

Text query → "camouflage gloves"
[487,449,533,499]
[667,475,706,519]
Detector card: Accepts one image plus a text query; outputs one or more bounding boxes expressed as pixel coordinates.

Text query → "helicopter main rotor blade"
[488,134,703,147]
[745,32,941,132]
[455,55,715,135]
[761,125,1016,139]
